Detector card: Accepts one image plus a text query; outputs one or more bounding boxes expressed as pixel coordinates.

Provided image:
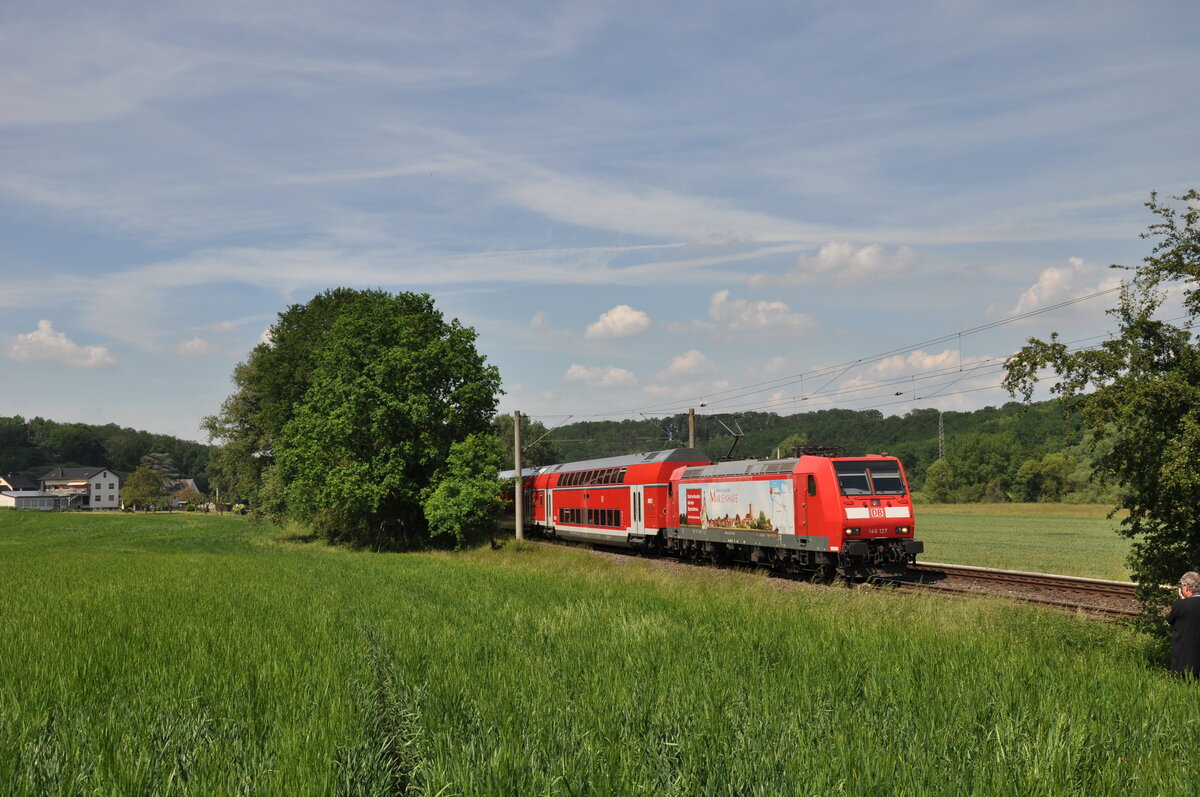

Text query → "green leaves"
[1004,191,1200,618]
[210,289,501,549]
[122,465,166,508]
[423,434,507,549]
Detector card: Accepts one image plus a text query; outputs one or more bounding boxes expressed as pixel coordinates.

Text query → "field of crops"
[1,509,1197,795]
[917,503,1131,580]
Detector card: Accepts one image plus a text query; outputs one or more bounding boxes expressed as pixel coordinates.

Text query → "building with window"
[0,473,39,492]
[38,467,122,510]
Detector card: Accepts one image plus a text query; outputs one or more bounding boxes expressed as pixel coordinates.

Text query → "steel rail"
[910,561,1137,599]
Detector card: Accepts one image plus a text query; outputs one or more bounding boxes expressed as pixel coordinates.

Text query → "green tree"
[493,414,560,467]
[945,433,1022,494]
[122,465,166,509]
[1012,457,1044,502]
[922,459,956,503]
[776,432,809,458]
[1004,189,1200,619]
[140,452,179,480]
[423,433,507,548]
[203,288,380,508]
[47,424,105,465]
[215,289,501,549]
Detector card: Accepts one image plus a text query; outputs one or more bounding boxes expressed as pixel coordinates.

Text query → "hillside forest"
[0,416,212,488]
[499,399,1101,504]
[0,398,1104,505]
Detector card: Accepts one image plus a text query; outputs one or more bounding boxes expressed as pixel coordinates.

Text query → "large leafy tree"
[1004,190,1200,618]
[206,289,501,549]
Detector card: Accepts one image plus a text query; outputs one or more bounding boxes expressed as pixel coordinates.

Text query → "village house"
[38,467,122,510]
[0,472,58,510]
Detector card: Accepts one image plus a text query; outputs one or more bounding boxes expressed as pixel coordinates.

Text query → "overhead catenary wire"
[520,283,1172,425]
[613,284,1124,417]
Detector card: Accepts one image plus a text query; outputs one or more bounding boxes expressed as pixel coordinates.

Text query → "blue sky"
[2,0,1197,443]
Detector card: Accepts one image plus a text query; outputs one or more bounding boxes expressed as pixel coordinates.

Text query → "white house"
[0,491,59,511]
[39,467,122,510]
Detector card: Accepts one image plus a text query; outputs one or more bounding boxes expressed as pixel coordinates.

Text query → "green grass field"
[917,503,1132,581]
[1,509,1196,795]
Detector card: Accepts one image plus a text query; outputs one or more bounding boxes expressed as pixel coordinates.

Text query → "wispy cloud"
[563,364,637,388]
[172,336,218,357]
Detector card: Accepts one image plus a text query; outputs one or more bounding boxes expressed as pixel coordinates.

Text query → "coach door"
[546,490,554,530]
[630,485,644,534]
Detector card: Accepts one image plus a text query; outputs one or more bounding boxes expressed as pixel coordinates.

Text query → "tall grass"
[0,511,1196,795]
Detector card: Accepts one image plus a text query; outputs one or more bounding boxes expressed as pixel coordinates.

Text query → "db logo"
[869,507,885,518]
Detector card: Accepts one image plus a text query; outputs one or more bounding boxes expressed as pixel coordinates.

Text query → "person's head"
[1182,572,1200,596]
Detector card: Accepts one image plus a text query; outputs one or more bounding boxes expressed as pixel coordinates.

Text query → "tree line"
[0,416,212,485]
[518,401,1102,505]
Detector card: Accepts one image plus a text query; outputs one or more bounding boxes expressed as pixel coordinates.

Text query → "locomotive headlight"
[847,527,860,535]
[897,526,910,535]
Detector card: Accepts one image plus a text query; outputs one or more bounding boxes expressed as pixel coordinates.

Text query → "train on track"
[505,447,923,578]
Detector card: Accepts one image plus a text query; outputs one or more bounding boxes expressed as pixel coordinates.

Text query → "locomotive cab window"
[867,463,905,495]
[834,461,907,496]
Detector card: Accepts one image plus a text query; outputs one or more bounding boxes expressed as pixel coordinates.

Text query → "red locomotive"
[512,447,922,578]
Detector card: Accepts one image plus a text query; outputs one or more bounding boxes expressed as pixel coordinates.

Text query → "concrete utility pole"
[513,409,524,540]
[688,407,696,449]
[938,411,945,461]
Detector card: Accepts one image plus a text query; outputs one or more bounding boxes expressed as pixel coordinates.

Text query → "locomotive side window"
[807,475,817,496]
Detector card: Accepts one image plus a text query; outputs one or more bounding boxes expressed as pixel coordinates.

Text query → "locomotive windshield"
[834,460,906,496]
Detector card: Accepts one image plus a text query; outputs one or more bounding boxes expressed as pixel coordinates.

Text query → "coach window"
[617,467,628,484]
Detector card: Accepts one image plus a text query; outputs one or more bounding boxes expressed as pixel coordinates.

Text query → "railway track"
[893,561,1140,618]
[513,527,1145,618]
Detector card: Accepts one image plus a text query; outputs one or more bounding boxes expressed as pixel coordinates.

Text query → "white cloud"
[657,349,717,381]
[836,349,1003,408]
[172,336,217,357]
[991,256,1123,319]
[5,320,116,368]
[750,242,917,287]
[530,311,550,329]
[705,290,816,336]
[868,350,963,380]
[563,364,637,388]
[585,304,651,340]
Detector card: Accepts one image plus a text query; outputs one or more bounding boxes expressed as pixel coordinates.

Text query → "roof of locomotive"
[542,447,708,474]
[677,453,900,480]
[677,458,800,479]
